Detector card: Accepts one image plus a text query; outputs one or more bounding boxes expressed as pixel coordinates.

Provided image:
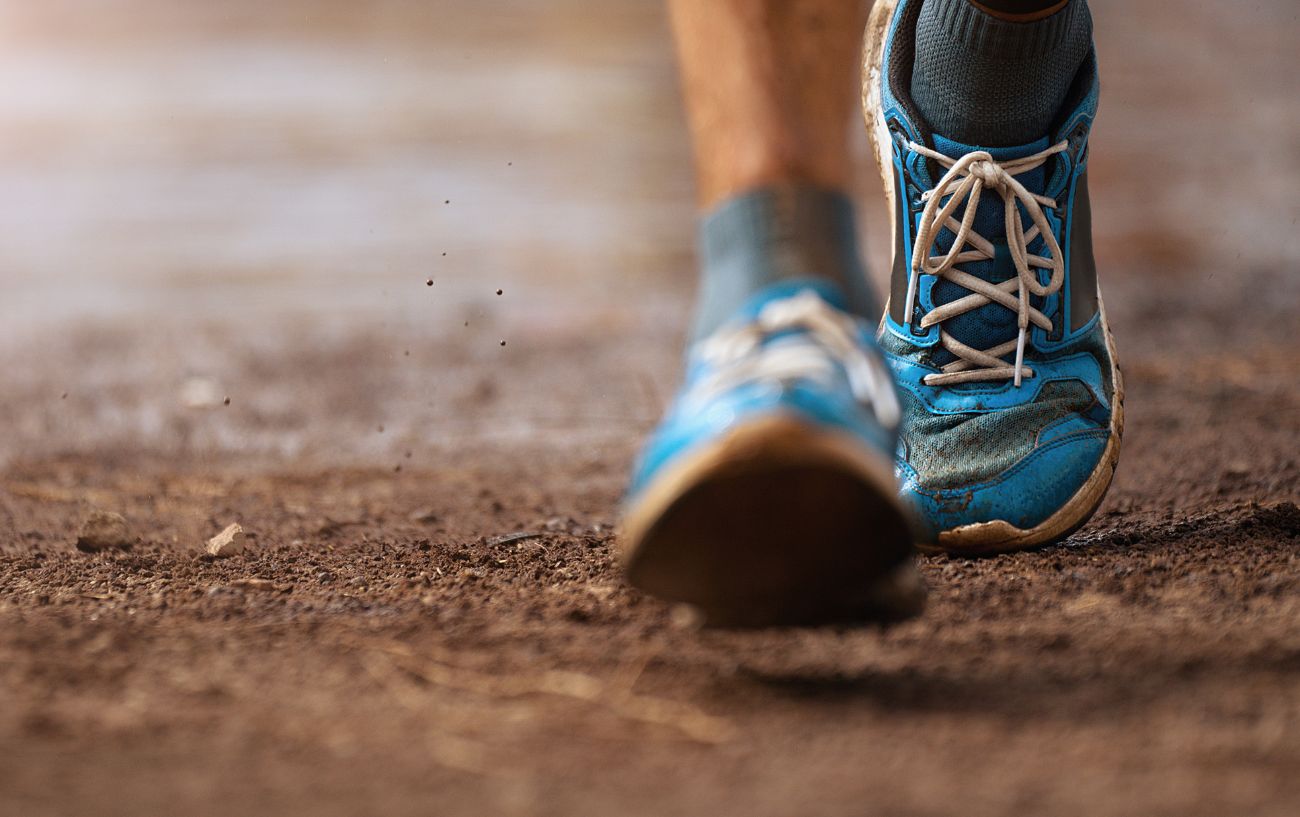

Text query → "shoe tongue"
[924,133,1053,378]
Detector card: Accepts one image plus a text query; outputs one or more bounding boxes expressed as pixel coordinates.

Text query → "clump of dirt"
[74,510,133,552]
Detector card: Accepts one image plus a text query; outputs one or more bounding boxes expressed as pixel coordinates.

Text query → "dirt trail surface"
[1,1,1298,815]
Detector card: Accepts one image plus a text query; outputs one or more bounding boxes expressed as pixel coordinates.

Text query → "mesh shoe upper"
[880,323,1112,492]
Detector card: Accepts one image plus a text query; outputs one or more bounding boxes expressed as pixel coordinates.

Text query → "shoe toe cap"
[900,429,1111,544]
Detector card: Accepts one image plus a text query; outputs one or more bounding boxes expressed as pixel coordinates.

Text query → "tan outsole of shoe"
[620,416,924,627]
[860,0,1124,556]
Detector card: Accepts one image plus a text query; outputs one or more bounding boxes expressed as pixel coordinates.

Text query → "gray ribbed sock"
[911,0,1092,146]
[691,186,877,342]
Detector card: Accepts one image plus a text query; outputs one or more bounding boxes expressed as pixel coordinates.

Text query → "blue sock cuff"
[692,185,877,341]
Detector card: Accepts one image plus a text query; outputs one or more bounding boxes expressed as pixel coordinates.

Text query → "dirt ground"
[1,1,1298,815]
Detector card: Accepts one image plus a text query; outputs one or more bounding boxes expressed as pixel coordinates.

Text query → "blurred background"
[2,3,1299,817]
[1,0,1294,468]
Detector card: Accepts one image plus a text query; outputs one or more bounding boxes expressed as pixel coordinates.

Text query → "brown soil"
[1,1,1298,815]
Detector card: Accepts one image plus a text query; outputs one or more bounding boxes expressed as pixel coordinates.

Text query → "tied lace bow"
[692,291,900,430]
[903,140,1070,387]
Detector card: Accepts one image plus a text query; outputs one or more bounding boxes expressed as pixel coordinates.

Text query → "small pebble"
[426,278,433,287]
[206,523,246,557]
[495,289,503,296]
[76,510,132,552]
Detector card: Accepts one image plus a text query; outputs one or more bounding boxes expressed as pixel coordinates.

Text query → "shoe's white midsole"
[860,0,1124,553]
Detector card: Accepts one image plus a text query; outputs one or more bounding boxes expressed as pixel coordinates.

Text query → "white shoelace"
[689,291,901,430]
[904,140,1070,387]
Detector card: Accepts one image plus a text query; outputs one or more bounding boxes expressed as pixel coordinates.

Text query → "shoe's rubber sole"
[620,416,923,627]
[860,0,1124,555]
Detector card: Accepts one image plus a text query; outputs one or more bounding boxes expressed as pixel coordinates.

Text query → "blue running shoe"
[621,281,923,626]
[861,0,1123,553]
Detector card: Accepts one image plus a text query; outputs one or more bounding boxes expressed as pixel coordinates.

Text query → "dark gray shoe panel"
[888,163,912,327]
[1067,170,1098,331]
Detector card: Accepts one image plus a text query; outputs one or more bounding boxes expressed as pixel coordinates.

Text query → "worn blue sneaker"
[621,281,923,626]
[862,0,1123,553]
